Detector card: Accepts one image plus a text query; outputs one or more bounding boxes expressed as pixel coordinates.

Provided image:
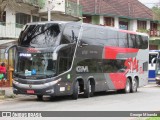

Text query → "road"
[0,84,160,120]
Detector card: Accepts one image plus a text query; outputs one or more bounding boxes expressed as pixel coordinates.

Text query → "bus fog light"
[46,89,54,93]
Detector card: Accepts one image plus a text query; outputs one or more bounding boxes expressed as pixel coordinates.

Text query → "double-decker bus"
[5,21,149,100]
[149,50,159,82]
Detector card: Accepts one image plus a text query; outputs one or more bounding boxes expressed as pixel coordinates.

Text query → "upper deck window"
[18,23,61,48]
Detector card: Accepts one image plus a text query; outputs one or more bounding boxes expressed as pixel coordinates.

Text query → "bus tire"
[37,95,43,100]
[124,78,131,93]
[131,77,138,93]
[84,80,93,98]
[72,81,79,100]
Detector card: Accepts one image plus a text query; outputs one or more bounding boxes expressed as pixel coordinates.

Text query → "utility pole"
[48,0,52,21]
[77,0,79,16]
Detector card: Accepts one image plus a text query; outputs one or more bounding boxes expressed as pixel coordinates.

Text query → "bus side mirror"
[5,44,17,60]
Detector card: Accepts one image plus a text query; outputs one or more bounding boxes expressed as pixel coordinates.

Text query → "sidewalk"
[0,87,15,100]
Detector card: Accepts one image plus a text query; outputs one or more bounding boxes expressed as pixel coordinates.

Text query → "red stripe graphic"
[109,73,127,90]
[104,46,139,59]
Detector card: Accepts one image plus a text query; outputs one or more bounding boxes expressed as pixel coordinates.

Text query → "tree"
[152,6,160,20]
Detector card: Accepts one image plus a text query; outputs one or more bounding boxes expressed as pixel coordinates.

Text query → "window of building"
[0,11,6,25]
[104,17,114,26]
[16,13,31,27]
[41,18,48,21]
[119,21,128,30]
[83,15,92,23]
[150,22,157,30]
[137,20,147,30]
[33,16,39,22]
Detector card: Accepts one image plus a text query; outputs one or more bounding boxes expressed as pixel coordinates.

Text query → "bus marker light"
[46,89,54,93]
[60,87,65,92]
[67,86,70,91]
[67,74,71,79]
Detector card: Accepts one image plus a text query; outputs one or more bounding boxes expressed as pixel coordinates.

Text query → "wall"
[39,0,65,13]
[92,16,100,25]
[129,19,137,32]
[99,16,104,25]
[5,7,16,38]
[0,6,23,38]
[114,17,119,29]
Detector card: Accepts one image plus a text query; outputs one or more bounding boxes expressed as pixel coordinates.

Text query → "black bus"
[5,21,149,100]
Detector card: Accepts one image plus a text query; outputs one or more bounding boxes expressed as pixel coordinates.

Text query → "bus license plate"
[27,90,35,94]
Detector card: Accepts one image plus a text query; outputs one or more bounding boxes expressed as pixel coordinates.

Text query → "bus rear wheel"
[131,78,138,93]
[72,81,79,100]
[124,78,131,93]
[84,80,94,98]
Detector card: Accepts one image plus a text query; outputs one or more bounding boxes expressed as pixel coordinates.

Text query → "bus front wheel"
[72,81,79,100]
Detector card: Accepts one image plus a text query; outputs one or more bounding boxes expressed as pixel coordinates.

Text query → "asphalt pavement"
[0,82,158,101]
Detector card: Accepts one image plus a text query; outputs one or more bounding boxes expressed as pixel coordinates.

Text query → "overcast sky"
[138,0,160,8]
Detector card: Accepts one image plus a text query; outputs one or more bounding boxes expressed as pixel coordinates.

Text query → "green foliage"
[152,6,160,20]
[136,29,149,33]
[146,117,160,120]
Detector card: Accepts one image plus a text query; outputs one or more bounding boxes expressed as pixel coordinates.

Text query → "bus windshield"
[18,23,61,48]
[15,52,56,78]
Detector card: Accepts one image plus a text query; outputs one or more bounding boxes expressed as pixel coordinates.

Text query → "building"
[69,0,160,50]
[0,0,83,86]
[0,0,82,61]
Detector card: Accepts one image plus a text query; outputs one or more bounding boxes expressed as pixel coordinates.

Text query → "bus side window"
[81,26,96,45]
[128,34,134,48]
[118,32,128,48]
[76,59,97,73]
[130,34,137,48]
[142,36,148,49]
[61,25,80,44]
[136,35,142,49]
[58,46,75,74]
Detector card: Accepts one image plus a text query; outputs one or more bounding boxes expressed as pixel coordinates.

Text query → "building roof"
[69,0,153,20]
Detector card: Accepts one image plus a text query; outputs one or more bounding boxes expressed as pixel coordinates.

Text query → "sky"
[138,0,160,8]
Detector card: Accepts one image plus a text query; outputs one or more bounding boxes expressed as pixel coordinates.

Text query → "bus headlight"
[156,77,160,80]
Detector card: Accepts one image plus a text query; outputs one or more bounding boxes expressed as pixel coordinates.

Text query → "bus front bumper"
[155,76,160,85]
[12,78,61,96]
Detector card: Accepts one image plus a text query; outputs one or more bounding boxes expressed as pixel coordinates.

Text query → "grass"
[146,117,160,120]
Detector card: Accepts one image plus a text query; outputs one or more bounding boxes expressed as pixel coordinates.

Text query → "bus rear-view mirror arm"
[151,57,157,67]
[4,44,17,60]
[52,43,75,60]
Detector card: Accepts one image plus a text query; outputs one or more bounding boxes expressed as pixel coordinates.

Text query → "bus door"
[149,51,158,82]
[155,58,160,85]
[5,45,17,86]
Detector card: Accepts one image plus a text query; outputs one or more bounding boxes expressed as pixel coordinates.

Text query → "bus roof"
[82,22,149,37]
[25,21,148,37]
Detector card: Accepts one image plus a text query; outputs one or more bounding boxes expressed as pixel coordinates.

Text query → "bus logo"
[124,58,139,73]
[76,66,89,73]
